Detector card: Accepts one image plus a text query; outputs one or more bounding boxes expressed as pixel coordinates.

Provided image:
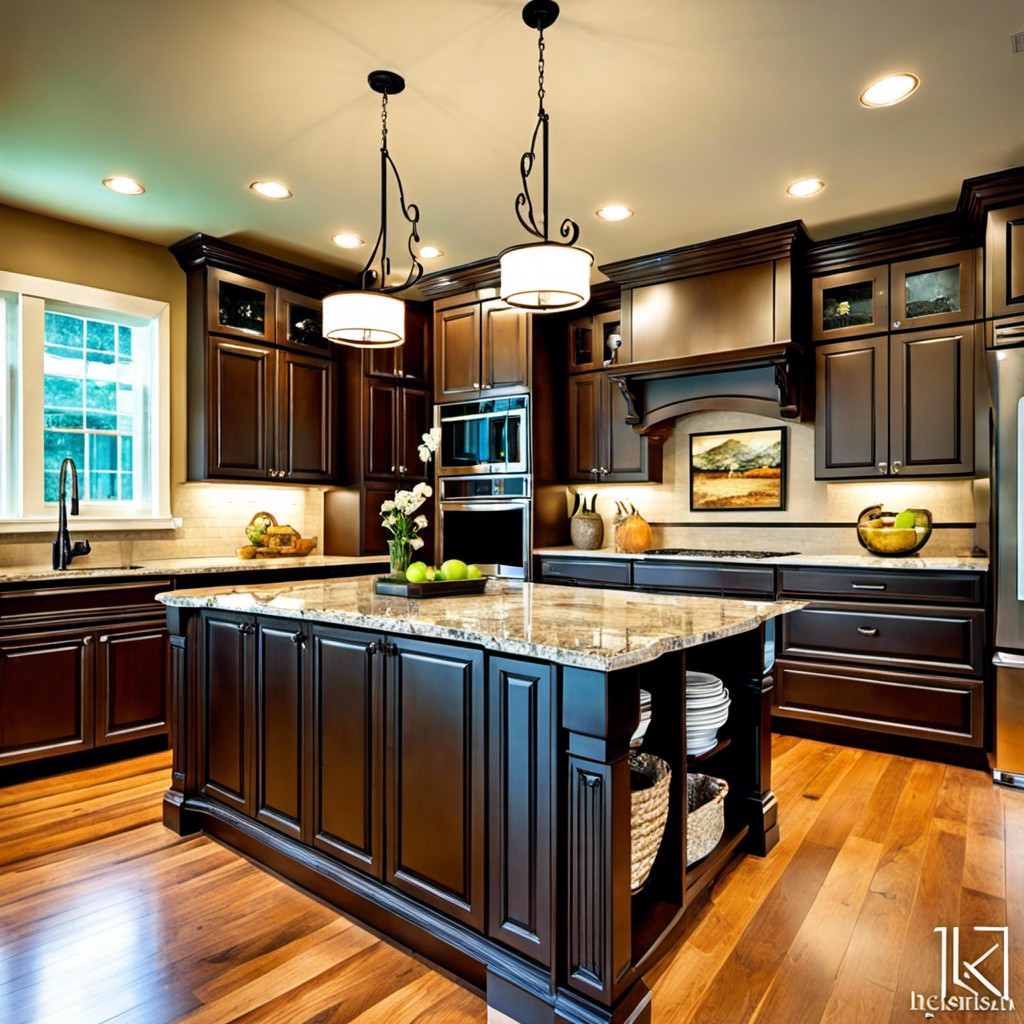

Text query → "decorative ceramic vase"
[387,538,412,577]
[571,511,604,550]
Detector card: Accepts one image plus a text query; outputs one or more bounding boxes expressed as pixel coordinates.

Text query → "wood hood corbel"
[609,341,808,435]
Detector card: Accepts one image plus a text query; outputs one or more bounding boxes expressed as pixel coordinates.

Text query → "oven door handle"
[441,501,528,512]
[440,411,513,423]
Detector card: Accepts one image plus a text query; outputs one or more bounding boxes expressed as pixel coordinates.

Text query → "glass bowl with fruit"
[856,504,933,556]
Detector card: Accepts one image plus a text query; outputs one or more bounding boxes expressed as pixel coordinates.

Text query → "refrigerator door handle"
[992,651,1024,668]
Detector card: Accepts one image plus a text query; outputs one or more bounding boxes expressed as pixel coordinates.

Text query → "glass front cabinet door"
[206,269,276,344]
[890,251,975,332]
[811,266,889,342]
[277,288,325,350]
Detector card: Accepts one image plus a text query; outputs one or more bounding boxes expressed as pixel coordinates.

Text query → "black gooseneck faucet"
[52,457,91,570]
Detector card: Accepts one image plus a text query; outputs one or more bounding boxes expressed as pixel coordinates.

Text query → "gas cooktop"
[643,548,799,559]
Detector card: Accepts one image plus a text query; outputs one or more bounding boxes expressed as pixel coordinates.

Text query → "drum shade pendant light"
[323,71,423,348]
[499,1,593,313]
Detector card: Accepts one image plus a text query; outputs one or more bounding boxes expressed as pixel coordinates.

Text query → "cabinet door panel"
[986,204,1024,318]
[312,627,382,876]
[208,338,274,479]
[603,374,650,480]
[889,327,974,476]
[398,387,430,478]
[201,615,254,815]
[400,306,430,385]
[811,266,889,342]
[279,351,336,482]
[95,624,169,746]
[488,657,553,964]
[386,637,485,929]
[207,269,275,343]
[890,252,974,331]
[255,621,305,839]
[482,301,530,391]
[814,337,888,479]
[365,379,398,478]
[435,305,480,400]
[569,374,600,481]
[0,632,93,764]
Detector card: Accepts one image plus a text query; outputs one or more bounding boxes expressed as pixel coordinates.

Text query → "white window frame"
[0,270,174,532]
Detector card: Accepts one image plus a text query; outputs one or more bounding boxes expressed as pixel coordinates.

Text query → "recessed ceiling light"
[249,180,293,200]
[860,73,920,108]
[419,245,444,259]
[331,232,365,249]
[786,178,826,198]
[102,176,145,195]
[596,205,633,222]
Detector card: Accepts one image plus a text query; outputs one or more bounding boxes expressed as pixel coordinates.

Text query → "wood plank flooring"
[1,738,1021,1024]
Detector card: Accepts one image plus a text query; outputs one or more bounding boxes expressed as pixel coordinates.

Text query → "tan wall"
[0,204,325,566]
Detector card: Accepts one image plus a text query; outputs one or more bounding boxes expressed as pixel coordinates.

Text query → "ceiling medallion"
[322,71,424,348]
[499,0,593,313]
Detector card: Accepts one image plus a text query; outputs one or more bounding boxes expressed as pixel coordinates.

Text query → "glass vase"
[388,538,412,577]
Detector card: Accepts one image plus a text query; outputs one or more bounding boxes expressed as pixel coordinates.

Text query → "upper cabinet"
[568,311,627,373]
[171,233,347,484]
[366,305,430,385]
[985,203,1024,321]
[811,252,975,342]
[434,297,530,402]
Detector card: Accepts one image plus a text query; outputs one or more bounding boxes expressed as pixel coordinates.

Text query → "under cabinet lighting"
[786,178,825,198]
[596,205,633,221]
[860,74,920,108]
[332,232,365,249]
[249,180,293,199]
[102,176,145,195]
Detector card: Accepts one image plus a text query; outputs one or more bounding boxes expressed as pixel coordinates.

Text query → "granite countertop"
[159,577,804,672]
[0,554,387,585]
[534,546,990,572]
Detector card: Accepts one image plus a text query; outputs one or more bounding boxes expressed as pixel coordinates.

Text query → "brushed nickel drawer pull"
[851,583,886,590]
[857,626,879,636]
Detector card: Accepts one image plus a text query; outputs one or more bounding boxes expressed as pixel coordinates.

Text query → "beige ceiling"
[3,0,1023,285]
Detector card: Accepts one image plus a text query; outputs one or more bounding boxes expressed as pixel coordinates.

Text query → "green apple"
[440,558,468,581]
[425,565,438,582]
[466,564,484,580]
[405,562,428,584]
[892,510,916,530]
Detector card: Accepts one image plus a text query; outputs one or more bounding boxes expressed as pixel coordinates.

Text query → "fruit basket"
[855,504,932,557]
[237,511,318,559]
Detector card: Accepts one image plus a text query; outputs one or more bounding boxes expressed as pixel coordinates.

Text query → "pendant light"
[499,1,593,313]
[323,71,423,348]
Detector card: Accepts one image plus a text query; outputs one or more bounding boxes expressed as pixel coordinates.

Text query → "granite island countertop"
[0,554,387,585]
[534,546,990,572]
[159,576,805,672]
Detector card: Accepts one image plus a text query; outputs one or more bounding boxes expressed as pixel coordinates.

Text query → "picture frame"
[689,426,787,511]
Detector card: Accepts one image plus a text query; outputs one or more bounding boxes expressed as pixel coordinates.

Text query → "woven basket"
[629,752,673,892]
[686,774,728,866]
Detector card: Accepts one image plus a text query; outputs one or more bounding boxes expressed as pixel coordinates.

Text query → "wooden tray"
[374,576,488,599]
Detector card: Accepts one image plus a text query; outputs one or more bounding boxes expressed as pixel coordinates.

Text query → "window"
[0,271,171,530]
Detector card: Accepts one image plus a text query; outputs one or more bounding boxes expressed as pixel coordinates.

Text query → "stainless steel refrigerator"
[988,330,1024,789]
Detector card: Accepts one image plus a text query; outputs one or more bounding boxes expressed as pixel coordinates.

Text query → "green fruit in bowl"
[466,564,484,580]
[440,558,468,581]
[892,510,916,530]
[425,566,438,582]
[405,562,428,584]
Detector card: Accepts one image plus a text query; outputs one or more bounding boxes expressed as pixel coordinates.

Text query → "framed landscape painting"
[689,426,787,511]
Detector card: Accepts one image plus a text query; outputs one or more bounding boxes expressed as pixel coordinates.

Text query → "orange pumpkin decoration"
[615,507,652,553]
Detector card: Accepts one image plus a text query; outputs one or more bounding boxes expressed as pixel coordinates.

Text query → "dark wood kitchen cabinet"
[172,233,349,485]
[985,203,1024,319]
[0,580,171,769]
[364,379,430,480]
[568,371,661,482]
[568,310,627,372]
[367,305,430,385]
[773,566,987,757]
[204,337,337,483]
[434,297,530,402]
[815,325,975,479]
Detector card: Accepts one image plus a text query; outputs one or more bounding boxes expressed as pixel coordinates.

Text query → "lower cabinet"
[0,586,170,768]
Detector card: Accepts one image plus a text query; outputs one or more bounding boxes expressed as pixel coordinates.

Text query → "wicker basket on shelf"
[686,774,728,866]
[629,752,673,892]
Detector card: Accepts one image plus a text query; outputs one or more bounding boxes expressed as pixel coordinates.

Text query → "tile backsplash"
[566,410,984,557]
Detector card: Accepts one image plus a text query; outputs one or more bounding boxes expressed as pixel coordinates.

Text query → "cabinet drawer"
[539,558,632,589]
[0,580,173,630]
[779,602,984,676]
[774,659,983,747]
[634,560,774,597]
[777,567,983,606]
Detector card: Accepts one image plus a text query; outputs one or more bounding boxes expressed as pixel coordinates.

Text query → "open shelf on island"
[684,823,750,905]
[686,737,731,764]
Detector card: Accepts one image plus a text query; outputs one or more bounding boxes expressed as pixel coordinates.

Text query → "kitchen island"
[159,576,802,1024]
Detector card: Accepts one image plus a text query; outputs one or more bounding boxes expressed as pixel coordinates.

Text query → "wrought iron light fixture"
[499,0,593,313]
[323,71,423,348]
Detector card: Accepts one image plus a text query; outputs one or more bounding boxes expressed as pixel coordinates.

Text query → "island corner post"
[159,580,790,1024]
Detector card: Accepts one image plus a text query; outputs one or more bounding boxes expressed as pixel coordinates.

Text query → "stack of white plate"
[686,671,730,756]
[630,689,653,749]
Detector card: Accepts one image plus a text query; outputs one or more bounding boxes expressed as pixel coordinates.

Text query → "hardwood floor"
[0,738,1021,1024]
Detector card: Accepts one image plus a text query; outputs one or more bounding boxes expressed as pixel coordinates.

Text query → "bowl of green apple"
[856,505,933,556]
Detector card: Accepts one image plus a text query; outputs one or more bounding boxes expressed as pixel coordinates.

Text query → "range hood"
[609,341,808,433]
